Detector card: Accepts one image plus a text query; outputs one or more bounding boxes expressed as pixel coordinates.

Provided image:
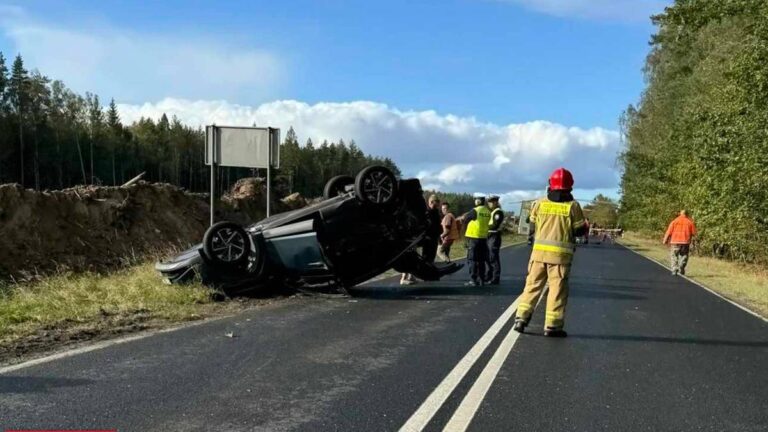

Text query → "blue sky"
[0,0,669,202]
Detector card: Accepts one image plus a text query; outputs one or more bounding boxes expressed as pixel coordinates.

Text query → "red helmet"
[548,168,574,191]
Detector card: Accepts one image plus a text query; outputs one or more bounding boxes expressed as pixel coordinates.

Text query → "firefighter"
[460,196,491,286]
[513,168,587,337]
[485,195,504,285]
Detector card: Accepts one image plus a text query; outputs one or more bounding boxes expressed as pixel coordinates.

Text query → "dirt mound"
[0,179,300,279]
[0,182,208,279]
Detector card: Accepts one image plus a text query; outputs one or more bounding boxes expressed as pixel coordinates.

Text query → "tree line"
[0,52,398,197]
[619,0,768,264]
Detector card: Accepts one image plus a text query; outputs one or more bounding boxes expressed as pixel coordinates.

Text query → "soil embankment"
[0,179,304,279]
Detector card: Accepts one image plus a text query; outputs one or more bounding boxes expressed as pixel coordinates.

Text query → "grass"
[619,232,768,319]
[0,233,528,357]
[0,262,219,346]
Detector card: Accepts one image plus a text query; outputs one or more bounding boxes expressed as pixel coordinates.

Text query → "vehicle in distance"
[156,165,463,294]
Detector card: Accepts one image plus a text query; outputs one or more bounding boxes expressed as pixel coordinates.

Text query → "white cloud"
[0,8,283,103]
[419,164,474,186]
[117,97,623,201]
[499,0,669,22]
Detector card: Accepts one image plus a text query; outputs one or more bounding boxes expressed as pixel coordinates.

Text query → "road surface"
[2,243,767,431]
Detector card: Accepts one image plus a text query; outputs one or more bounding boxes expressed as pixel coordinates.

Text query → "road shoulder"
[618,233,767,321]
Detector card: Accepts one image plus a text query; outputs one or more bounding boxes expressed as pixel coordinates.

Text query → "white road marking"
[0,316,227,374]
[443,324,522,432]
[443,286,547,432]
[398,296,522,432]
[620,244,767,322]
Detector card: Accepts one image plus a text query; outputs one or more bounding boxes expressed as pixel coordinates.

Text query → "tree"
[8,55,28,186]
[106,98,122,184]
[0,52,10,182]
[619,0,768,263]
[86,93,103,184]
[583,194,618,228]
[64,90,88,185]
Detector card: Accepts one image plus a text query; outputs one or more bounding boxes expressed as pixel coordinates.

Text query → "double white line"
[400,291,535,432]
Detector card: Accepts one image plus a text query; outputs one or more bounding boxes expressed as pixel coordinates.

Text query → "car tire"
[323,175,355,200]
[203,221,251,267]
[354,165,398,205]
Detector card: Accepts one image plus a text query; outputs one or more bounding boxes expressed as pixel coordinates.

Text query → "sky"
[0,0,670,206]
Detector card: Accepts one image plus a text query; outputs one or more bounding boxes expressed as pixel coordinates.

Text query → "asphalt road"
[2,243,767,431]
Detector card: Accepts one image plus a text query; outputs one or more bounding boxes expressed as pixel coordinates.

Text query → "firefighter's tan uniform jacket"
[516,197,586,329]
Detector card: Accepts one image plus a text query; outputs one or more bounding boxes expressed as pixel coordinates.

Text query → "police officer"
[460,196,491,286]
[513,168,587,337]
[485,195,504,285]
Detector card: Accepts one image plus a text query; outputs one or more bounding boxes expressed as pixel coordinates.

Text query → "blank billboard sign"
[205,126,280,169]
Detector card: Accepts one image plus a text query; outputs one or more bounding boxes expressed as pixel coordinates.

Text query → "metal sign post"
[206,125,281,226]
[267,128,272,217]
[209,126,217,226]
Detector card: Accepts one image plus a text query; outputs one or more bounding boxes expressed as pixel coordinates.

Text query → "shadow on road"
[0,376,94,393]
[568,334,768,348]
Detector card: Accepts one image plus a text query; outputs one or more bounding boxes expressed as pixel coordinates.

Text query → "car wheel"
[203,221,251,266]
[323,175,355,200]
[354,165,397,205]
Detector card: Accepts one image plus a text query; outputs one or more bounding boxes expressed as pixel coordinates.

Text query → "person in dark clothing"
[485,195,504,285]
[401,195,442,285]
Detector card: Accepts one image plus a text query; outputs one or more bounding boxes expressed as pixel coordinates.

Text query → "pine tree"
[0,52,8,107]
[0,52,9,182]
[8,55,28,186]
[106,98,122,185]
[27,71,51,190]
[86,93,103,184]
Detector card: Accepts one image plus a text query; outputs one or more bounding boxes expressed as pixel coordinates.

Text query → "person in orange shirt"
[663,210,697,276]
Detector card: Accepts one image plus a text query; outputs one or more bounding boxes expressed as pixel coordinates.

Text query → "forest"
[619,0,768,264]
[0,53,398,197]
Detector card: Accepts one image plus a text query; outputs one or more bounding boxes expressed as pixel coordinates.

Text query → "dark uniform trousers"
[467,238,489,283]
[487,232,501,282]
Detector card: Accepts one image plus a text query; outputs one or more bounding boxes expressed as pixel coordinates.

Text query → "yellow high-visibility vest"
[465,206,491,239]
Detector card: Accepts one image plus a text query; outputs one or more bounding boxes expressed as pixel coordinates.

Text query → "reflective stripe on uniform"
[545,311,564,327]
[533,244,573,254]
[517,302,534,319]
[518,303,533,312]
[533,238,575,254]
[537,201,571,217]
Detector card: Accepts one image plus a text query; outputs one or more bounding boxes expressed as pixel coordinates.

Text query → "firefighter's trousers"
[515,261,570,329]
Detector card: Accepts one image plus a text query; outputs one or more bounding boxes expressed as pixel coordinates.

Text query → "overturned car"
[156,166,463,293]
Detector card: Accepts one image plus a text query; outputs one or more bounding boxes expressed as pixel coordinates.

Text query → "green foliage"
[0,53,400,198]
[620,0,768,263]
[583,194,619,228]
[422,191,477,216]
[278,128,400,197]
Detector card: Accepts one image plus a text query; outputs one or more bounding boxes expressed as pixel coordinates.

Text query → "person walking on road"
[460,196,491,286]
[513,168,587,337]
[663,209,697,276]
[438,202,460,262]
[485,195,504,285]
